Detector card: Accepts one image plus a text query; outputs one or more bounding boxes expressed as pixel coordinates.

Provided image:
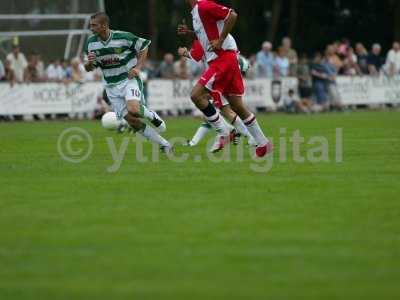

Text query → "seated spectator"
[281,37,298,75]
[310,52,329,109]
[256,41,274,78]
[173,56,192,79]
[355,43,369,74]
[6,45,28,83]
[283,89,313,113]
[273,47,289,78]
[384,41,400,76]
[367,43,384,75]
[297,54,313,102]
[46,59,64,82]
[24,53,41,83]
[158,53,175,79]
[0,59,5,81]
[342,47,361,76]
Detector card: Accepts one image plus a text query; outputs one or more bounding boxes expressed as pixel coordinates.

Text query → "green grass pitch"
[1,111,399,299]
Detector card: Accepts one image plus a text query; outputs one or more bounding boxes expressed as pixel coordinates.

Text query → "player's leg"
[191,83,233,153]
[191,83,230,135]
[227,95,272,156]
[120,79,171,150]
[223,54,272,156]
[125,100,171,150]
[220,105,257,146]
[123,113,170,151]
[186,121,212,147]
[126,78,166,132]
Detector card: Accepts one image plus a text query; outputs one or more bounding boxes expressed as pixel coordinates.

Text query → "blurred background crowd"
[2,38,399,85]
[1,37,399,115]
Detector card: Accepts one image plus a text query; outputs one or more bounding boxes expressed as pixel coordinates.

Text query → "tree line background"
[106,0,399,58]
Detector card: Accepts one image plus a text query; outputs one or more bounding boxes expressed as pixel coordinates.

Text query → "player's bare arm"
[210,10,238,51]
[128,46,148,79]
[84,52,97,72]
[177,23,196,40]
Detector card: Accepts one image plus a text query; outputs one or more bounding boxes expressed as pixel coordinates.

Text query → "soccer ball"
[101,112,119,130]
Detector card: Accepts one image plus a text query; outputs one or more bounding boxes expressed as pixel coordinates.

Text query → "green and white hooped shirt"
[84,30,151,86]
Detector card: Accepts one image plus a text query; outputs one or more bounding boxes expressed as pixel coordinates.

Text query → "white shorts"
[105,77,145,120]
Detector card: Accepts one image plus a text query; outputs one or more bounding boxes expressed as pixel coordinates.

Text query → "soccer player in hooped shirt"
[178,40,257,147]
[178,0,273,157]
[84,12,172,152]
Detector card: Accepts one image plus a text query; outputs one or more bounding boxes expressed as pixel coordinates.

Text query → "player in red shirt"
[178,0,273,157]
[178,40,256,147]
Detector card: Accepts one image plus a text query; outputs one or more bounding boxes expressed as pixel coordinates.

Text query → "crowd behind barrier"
[1,37,400,121]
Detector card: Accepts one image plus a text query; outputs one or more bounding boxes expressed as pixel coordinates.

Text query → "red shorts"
[198,51,244,98]
[210,91,227,109]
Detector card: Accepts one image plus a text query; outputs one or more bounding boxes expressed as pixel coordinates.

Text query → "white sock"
[140,124,170,147]
[205,112,230,135]
[232,115,251,138]
[120,118,129,127]
[222,117,235,132]
[243,114,269,146]
[140,105,155,121]
[190,123,211,146]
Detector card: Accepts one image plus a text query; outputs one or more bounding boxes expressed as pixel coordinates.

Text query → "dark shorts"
[299,86,312,98]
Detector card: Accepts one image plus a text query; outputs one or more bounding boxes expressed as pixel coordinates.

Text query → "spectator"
[36,54,45,79]
[273,46,289,77]
[281,37,298,75]
[325,44,343,73]
[158,53,175,79]
[297,54,313,103]
[283,89,312,113]
[6,45,28,83]
[4,59,16,86]
[24,54,41,82]
[337,38,350,58]
[342,47,361,76]
[323,51,343,110]
[310,52,329,109]
[367,43,384,75]
[61,59,72,81]
[384,41,400,76]
[246,54,259,79]
[256,41,274,78]
[355,43,369,74]
[189,59,203,78]
[71,57,85,82]
[46,59,64,82]
[141,60,157,79]
[0,59,5,81]
[173,56,192,79]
